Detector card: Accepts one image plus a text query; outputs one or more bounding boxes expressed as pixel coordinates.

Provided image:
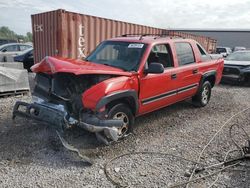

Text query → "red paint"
[33,37,224,116]
[82,76,139,110]
[31,56,132,76]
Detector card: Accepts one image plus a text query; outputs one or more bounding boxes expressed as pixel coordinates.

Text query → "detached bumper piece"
[13,101,66,128]
[12,101,124,143]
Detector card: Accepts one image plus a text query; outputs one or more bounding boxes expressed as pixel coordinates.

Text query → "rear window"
[175,42,195,66]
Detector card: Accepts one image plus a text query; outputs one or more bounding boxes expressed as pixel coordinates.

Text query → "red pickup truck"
[13,35,224,144]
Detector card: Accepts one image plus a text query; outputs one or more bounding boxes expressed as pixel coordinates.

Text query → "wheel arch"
[201,70,216,88]
[96,90,139,115]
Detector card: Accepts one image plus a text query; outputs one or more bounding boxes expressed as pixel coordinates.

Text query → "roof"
[108,36,194,44]
[0,43,33,50]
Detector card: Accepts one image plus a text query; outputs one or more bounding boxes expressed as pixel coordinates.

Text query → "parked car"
[216,47,232,57]
[14,48,34,72]
[13,36,224,144]
[0,39,17,46]
[210,53,223,59]
[233,46,246,52]
[0,43,32,62]
[222,50,250,84]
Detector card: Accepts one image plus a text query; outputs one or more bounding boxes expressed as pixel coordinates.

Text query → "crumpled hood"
[224,60,250,66]
[31,56,133,76]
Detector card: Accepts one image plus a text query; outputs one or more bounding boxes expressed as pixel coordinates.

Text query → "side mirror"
[144,63,164,74]
[2,49,7,52]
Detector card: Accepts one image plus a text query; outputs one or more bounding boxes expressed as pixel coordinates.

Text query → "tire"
[192,81,212,107]
[107,103,134,138]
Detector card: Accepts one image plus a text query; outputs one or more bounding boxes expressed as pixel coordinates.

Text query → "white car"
[0,43,32,62]
[216,47,232,57]
[233,46,246,52]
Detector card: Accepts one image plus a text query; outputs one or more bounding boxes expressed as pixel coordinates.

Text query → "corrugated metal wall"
[166,30,217,53]
[32,9,217,63]
[32,10,60,62]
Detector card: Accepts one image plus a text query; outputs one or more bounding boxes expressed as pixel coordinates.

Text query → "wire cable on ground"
[104,151,205,187]
[104,107,250,187]
[229,123,250,155]
[169,162,241,188]
[186,107,250,188]
[204,123,250,187]
[56,130,93,165]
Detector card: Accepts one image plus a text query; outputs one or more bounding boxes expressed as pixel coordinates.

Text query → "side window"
[147,44,174,68]
[175,43,195,66]
[197,43,211,62]
[4,45,19,52]
[197,44,206,55]
[20,45,31,51]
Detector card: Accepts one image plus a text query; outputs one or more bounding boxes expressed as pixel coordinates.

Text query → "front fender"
[95,89,138,113]
[82,76,138,111]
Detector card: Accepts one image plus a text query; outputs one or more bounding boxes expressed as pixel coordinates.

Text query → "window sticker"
[128,43,144,48]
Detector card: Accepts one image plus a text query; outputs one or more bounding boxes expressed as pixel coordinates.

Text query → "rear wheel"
[108,103,134,139]
[192,81,212,107]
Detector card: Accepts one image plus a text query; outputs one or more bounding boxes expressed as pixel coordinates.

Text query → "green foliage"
[26,32,33,42]
[0,26,32,42]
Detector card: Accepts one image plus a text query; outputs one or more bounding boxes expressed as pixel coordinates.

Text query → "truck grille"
[223,67,240,76]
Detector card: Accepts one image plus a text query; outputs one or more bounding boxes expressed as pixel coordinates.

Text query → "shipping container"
[32,9,217,63]
[166,30,217,53]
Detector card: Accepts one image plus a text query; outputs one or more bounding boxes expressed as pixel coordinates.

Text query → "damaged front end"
[13,72,124,143]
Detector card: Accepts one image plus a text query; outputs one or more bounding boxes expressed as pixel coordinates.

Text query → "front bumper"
[13,100,124,142]
[222,66,250,83]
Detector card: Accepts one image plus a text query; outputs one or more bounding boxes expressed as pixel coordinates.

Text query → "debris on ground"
[0,85,250,187]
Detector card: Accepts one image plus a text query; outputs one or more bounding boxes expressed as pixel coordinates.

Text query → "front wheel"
[107,103,134,139]
[192,81,212,107]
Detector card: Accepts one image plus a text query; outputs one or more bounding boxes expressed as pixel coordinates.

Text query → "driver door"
[139,44,179,115]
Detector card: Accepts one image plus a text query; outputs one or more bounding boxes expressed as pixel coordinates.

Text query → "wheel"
[192,81,212,107]
[107,103,134,139]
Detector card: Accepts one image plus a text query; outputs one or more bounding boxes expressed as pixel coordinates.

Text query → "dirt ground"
[0,84,250,188]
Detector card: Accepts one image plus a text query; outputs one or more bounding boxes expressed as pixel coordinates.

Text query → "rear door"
[173,42,201,99]
[139,43,179,115]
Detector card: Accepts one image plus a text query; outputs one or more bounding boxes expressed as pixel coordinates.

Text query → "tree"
[0,26,33,42]
[0,26,17,40]
[26,32,33,42]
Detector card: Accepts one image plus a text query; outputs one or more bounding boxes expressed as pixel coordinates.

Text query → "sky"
[0,0,250,35]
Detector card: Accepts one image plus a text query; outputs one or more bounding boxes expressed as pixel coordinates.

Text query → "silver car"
[0,43,32,62]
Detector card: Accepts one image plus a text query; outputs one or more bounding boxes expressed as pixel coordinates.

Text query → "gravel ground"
[0,84,250,188]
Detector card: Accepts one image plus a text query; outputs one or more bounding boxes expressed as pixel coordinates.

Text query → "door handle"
[193,69,198,74]
[171,73,177,79]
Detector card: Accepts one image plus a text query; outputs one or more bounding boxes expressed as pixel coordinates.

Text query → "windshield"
[225,51,250,61]
[86,41,147,71]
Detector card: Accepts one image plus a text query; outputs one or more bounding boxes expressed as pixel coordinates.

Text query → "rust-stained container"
[166,30,217,53]
[32,9,217,63]
[32,9,163,63]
